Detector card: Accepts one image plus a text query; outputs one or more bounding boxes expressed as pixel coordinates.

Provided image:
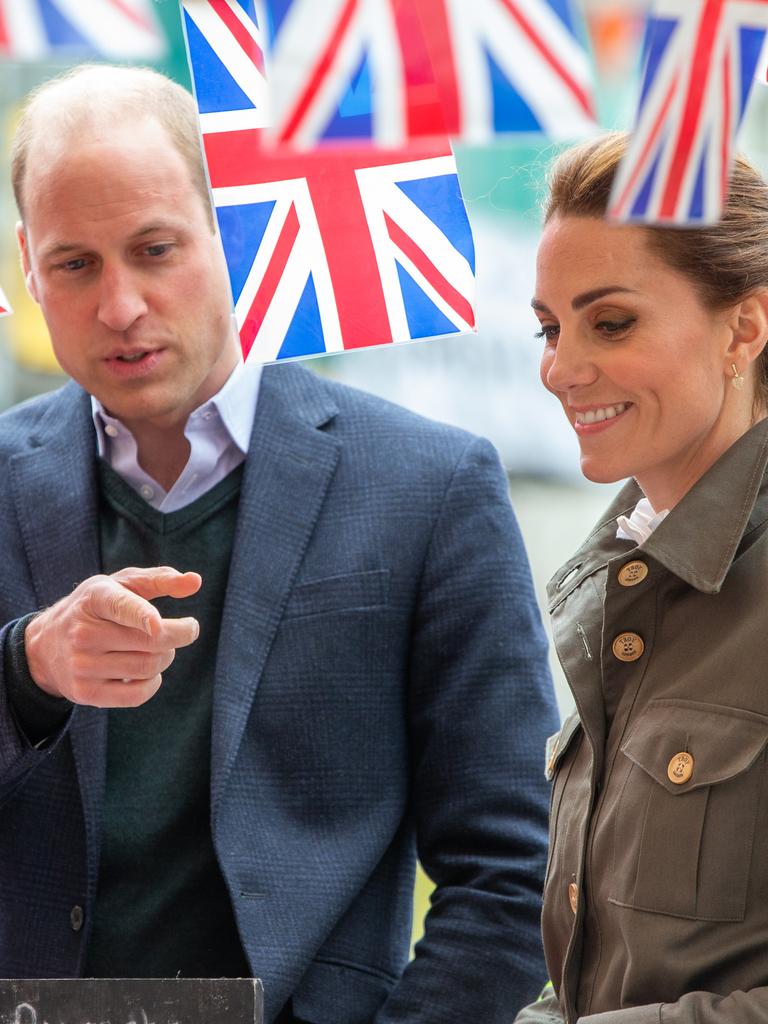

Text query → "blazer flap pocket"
[291,958,394,1024]
[545,708,582,780]
[621,699,768,794]
[284,569,390,619]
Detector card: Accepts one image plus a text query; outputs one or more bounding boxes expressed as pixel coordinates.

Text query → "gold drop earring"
[732,363,745,390]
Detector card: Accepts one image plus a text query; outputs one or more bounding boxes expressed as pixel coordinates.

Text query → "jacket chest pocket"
[609,700,768,922]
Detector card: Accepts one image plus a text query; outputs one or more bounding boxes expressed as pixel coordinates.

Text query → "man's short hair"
[11,63,214,228]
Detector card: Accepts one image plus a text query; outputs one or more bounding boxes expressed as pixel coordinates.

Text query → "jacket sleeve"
[515,984,566,1022]
[580,991,768,1023]
[0,617,73,802]
[375,436,559,1024]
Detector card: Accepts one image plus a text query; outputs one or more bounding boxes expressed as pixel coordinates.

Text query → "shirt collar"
[91,358,263,457]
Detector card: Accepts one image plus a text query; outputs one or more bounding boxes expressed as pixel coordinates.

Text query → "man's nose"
[544,330,598,393]
[96,265,148,332]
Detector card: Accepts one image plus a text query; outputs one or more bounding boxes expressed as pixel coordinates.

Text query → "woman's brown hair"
[544,132,768,410]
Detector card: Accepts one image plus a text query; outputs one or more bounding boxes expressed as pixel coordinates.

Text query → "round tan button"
[612,632,645,662]
[568,882,579,914]
[667,751,694,785]
[618,561,649,587]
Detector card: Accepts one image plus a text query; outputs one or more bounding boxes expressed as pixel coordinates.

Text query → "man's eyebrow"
[530,286,637,315]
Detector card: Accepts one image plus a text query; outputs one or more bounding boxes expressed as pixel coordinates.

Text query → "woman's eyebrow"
[571,286,637,310]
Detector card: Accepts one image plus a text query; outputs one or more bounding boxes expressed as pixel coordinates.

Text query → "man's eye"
[62,257,89,272]
[144,243,171,257]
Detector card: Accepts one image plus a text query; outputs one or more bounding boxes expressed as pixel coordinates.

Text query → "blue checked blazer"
[0,362,557,1024]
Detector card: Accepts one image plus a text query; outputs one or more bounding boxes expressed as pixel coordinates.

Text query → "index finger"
[111,566,203,602]
[85,577,161,636]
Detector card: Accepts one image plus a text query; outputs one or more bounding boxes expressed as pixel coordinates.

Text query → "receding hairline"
[12,63,214,227]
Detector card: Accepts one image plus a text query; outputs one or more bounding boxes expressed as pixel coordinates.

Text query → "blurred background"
[1,0,768,941]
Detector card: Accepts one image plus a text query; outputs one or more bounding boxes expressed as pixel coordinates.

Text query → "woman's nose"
[543,330,598,393]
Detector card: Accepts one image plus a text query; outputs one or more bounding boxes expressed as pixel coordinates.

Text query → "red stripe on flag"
[609,72,679,218]
[0,2,10,52]
[211,0,266,76]
[502,0,594,119]
[279,0,359,144]
[395,0,456,136]
[308,168,394,348]
[109,0,155,32]
[660,0,725,219]
[240,204,300,360]
[384,213,474,328]
[721,45,732,205]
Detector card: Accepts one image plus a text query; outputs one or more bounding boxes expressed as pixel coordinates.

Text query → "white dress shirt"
[91,360,263,513]
[616,495,670,545]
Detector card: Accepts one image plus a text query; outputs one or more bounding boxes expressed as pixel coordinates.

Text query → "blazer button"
[617,561,649,587]
[667,751,694,785]
[70,905,84,932]
[612,632,645,662]
[568,882,579,914]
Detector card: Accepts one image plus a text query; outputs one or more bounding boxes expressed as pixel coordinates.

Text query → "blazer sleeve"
[375,435,559,1024]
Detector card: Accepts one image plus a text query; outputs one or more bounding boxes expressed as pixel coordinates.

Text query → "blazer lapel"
[9,382,106,899]
[211,365,341,815]
[9,382,101,607]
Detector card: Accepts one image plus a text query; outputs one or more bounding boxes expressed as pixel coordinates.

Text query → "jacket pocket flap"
[545,707,582,780]
[284,569,390,619]
[621,699,768,793]
[291,958,394,1024]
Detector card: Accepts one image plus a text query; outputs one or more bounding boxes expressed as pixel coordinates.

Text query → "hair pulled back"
[544,132,768,409]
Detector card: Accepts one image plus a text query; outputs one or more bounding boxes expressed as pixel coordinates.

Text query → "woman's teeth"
[575,402,628,425]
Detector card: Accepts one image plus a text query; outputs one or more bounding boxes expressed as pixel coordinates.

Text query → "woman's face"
[534,215,748,510]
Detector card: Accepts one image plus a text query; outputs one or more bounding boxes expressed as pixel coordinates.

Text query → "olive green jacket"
[516,416,768,1024]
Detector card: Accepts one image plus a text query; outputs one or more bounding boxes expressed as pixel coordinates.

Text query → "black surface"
[0,978,263,1024]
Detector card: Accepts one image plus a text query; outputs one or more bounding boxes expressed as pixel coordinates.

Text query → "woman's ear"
[725,290,768,371]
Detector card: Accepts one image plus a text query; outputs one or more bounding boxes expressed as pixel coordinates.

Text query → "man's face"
[17,116,240,433]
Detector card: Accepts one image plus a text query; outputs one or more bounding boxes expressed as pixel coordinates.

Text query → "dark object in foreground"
[0,978,263,1024]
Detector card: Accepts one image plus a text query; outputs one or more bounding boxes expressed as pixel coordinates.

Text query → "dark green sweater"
[81,461,251,978]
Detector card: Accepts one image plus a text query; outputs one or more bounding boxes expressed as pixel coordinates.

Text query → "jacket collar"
[550,416,768,603]
[641,416,768,594]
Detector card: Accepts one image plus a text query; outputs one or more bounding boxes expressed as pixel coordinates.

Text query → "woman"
[516,132,768,1024]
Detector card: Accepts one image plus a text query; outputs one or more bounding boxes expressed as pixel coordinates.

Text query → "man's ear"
[16,221,38,303]
[725,290,768,372]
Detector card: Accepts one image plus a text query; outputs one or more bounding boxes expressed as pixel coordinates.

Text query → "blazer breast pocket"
[609,698,768,921]
[282,569,390,621]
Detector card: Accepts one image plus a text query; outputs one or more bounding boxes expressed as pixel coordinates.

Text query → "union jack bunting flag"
[202,133,476,362]
[0,0,166,60]
[262,0,596,145]
[0,286,12,319]
[181,0,270,133]
[609,0,768,225]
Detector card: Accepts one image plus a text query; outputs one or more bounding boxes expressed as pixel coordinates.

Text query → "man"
[0,64,558,1024]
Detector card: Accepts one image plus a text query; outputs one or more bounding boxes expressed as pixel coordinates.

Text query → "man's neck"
[131,420,191,491]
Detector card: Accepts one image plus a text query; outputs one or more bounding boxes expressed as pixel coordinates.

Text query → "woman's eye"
[534,325,560,341]
[596,317,635,335]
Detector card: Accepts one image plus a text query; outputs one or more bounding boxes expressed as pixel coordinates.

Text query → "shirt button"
[140,484,154,500]
[617,560,648,587]
[612,632,645,662]
[70,905,84,931]
[568,882,579,914]
[104,424,119,438]
[667,751,694,785]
